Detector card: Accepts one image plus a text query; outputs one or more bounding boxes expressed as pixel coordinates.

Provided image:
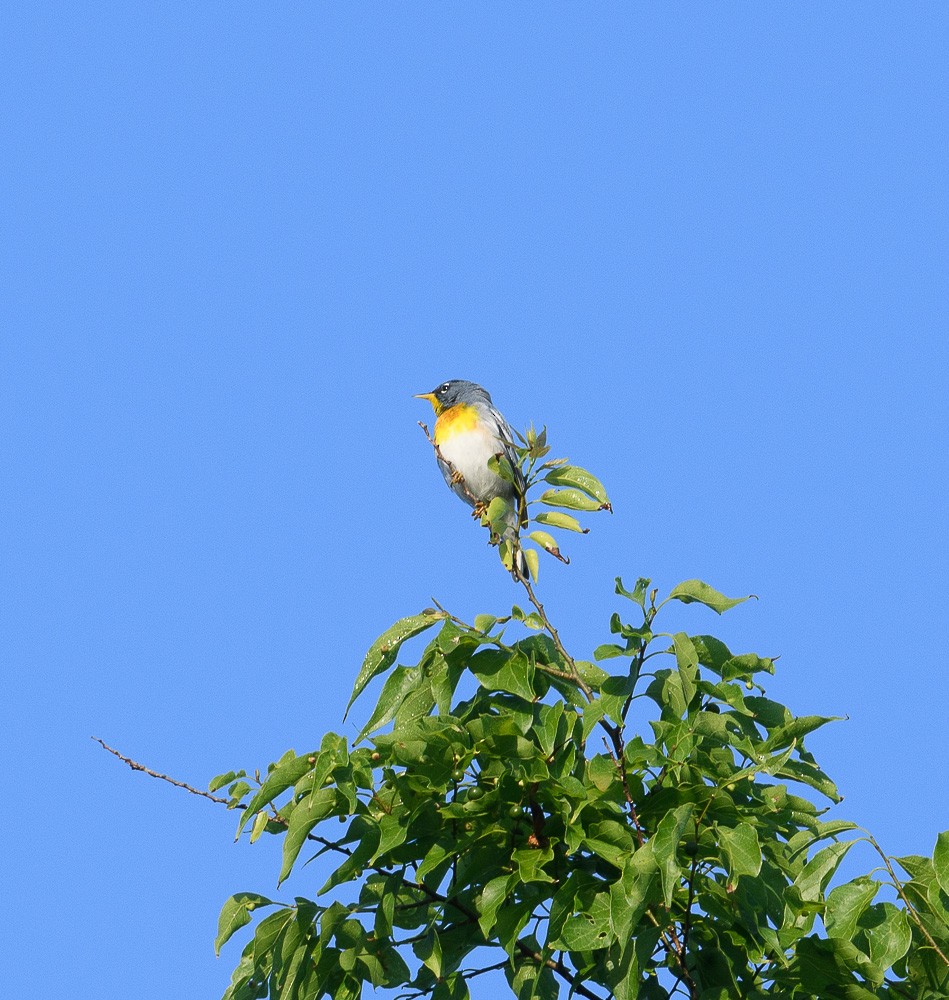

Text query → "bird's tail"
[501,517,529,582]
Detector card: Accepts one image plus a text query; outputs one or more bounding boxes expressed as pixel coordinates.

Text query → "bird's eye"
[439,383,451,393]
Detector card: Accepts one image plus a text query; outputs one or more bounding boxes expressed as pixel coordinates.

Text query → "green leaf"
[585,819,638,868]
[672,632,698,707]
[318,818,380,895]
[533,510,589,533]
[474,614,497,633]
[653,804,694,906]
[528,530,567,562]
[506,962,559,1000]
[483,495,513,536]
[795,840,857,904]
[345,610,446,717]
[538,487,604,512]
[575,659,610,686]
[356,664,427,742]
[719,823,762,881]
[279,786,338,884]
[934,829,949,896]
[416,841,452,882]
[433,973,472,1000]
[762,715,844,753]
[236,752,317,837]
[252,907,294,963]
[468,649,536,701]
[593,643,628,661]
[794,937,882,996]
[825,877,880,940]
[414,929,443,979]
[215,893,274,956]
[543,465,611,506]
[554,892,614,952]
[487,452,518,486]
[478,875,513,937]
[524,547,540,582]
[666,580,752,614]
[860,901,912,971]
[249,809,269,845]
[210,770,243,793]
[615,576,650,607]
[892,854,933,881]
[611,844,660,940]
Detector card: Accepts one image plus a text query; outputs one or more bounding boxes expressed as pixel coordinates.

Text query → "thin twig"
[92,738,234,805]
[864,830,949,968]
[96,738,609,1000]
[461,959,509,981]
[518,575,592,699]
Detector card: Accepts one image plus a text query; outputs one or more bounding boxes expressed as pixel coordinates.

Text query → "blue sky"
[2,4,947,997]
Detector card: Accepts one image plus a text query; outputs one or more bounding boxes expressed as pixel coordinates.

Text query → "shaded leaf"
[469,649,536,701]
[478,875,513,937]
[215,893,274,956]
[860,901,912,973]
[653,804,693,906]
[719,823,762,881]
[795,840,856,904]
[356,664,427,741]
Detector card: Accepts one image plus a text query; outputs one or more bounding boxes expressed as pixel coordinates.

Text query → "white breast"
[438,426,509,502]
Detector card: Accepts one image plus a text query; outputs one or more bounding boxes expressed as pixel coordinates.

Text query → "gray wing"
[484,403,528,515]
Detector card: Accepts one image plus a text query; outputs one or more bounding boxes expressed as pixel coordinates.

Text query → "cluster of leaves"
[480,425,611,580]
[214,576,949,999]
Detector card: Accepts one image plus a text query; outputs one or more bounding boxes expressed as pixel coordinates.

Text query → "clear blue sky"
[2,5,947,997]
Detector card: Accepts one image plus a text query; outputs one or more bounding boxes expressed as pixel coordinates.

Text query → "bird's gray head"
[415,379,492,415]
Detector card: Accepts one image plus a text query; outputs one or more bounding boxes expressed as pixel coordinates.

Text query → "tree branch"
[96,738,609,1000]
[864,831,949,968]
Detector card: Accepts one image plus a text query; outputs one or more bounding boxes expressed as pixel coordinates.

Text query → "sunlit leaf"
[615,576,650,607]
[825,877,879,940]
[345,610,446,717]
[236,752,317,837]
[666,580,752,614]
[279,787,338,884]
[543,465,611,507]
[538,488,604,512]
[534,510,589,533]
[934,829,949,895]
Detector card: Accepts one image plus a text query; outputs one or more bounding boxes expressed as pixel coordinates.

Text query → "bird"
[415,380,528,579]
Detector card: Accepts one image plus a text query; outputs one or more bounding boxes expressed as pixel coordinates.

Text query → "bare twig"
[92,737,233,805]
[96,738,608,1000]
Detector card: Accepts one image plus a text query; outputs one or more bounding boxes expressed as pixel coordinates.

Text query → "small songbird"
[415,380,528,578]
